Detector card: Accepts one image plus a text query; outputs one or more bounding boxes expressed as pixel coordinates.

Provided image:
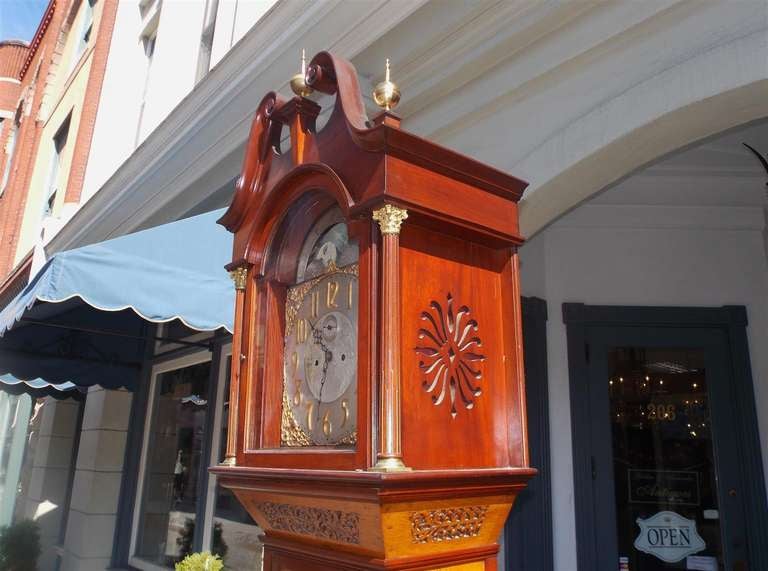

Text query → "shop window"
[130,347,262,570]
[204,354,263,568]
[131,354,213,569]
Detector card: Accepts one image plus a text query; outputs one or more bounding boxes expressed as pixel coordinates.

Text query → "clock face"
[282,217,358,447]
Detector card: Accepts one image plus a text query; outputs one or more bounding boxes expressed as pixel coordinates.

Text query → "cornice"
[20,0,56,80]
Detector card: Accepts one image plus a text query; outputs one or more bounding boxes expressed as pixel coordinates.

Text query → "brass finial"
[290,49,313,98]
[372,58,401,111]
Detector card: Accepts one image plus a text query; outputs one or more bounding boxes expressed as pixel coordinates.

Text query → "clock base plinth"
[262,535,500,570]
[211,467,535,571]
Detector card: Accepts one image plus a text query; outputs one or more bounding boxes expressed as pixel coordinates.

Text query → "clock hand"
[309,319,333,413]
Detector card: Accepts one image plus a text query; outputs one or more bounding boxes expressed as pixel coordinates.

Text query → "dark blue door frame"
[504,296,553,571]
[564,304,768,571]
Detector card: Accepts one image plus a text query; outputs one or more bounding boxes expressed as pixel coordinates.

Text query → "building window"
[135,32,157,146]
[43,114,71,218]
[72,0,96,65]
[135,0,160,146]
[129,345,260,570]
[195,0,219,83]
[0,124,15,194]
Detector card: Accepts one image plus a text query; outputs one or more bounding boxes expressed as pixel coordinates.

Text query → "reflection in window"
[43,114,71,218]
[195,0,219,83]
[608,348,723,570]
[210,356,263,568]
[135,361,211,568]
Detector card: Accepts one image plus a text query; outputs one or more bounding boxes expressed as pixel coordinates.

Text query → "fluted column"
[222,266,248,466]
[371,204,410,472]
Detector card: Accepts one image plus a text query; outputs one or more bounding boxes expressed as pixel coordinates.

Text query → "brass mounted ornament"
[290,49,313,98]
[372,58,401,111]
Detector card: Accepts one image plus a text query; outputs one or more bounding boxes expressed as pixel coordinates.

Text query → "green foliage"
[175,551,224,571]
[0,519,41,571]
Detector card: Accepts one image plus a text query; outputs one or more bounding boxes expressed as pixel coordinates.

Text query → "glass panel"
[210,356,264,568]
[135,361,211,567]
[283,207,360,447]
[609,348,723,571]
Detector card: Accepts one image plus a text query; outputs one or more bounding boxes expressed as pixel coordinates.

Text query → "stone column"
[14,397,80,571]
[60,387,132,571]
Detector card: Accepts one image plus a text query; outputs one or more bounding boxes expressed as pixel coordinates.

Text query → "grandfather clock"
[213,51,534,570]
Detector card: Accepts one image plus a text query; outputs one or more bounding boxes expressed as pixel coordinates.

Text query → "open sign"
[634,511,706,563]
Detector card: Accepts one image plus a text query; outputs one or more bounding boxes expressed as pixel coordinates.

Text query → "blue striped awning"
[0,209,233,396]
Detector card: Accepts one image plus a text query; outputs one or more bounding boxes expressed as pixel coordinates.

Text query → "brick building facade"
[0,0,117,283]
[0,3,59,278]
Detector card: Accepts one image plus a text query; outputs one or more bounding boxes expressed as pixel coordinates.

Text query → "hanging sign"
[634,511,705,563]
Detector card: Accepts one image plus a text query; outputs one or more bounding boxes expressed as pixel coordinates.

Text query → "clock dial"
[282,215,358,447]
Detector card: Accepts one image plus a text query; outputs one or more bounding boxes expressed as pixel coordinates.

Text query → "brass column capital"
[373,204,408,235]
[229,267,249,290]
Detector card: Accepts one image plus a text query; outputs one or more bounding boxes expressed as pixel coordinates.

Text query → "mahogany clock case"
[212,51,535,570]
[215,51,531,474]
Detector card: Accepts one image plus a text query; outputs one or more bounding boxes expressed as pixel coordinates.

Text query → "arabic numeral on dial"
[311,291,319,319]
[322,411,332,437]
[297,319,308,344]
[341,399,349,428]
[292,376,302,406]
[306,401,315,431]
[326,280,339,308]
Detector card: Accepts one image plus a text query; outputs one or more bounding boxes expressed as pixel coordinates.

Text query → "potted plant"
[175,551,224,571]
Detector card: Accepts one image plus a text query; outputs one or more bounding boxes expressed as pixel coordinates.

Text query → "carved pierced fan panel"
[399,224,525,470]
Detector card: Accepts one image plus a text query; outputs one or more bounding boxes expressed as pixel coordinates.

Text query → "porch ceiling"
[45,0,768,252]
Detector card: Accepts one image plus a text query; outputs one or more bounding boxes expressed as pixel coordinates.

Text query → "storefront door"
[564,306,768,571]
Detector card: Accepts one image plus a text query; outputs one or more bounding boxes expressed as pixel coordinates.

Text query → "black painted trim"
[563,303,748,327]
[505,297,553,571]
[112,323,155,567]
[564,307,596,570]
[722,308,768,571]
[191,339,224,550]
[564,303,768,571]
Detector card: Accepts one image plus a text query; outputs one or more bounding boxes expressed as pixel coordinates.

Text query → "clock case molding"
[213,51,535,570]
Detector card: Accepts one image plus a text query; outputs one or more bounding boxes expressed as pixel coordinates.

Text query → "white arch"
[521,78,768,236]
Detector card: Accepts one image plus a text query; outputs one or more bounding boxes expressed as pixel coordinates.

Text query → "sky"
[0,0,49,43]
